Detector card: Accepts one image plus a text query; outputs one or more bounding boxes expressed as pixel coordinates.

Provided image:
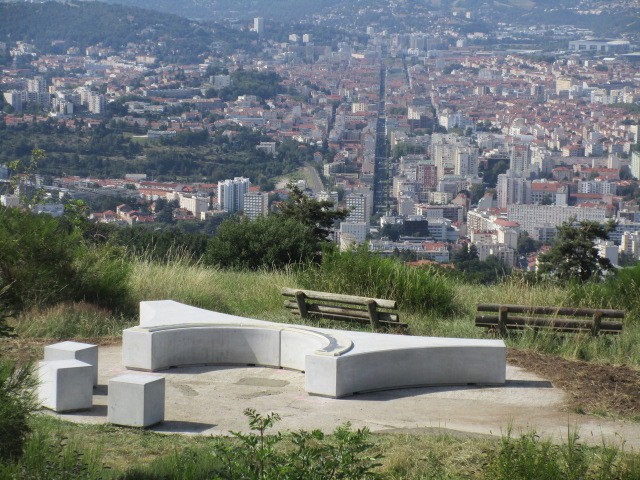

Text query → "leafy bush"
[451,245,511,284]
[568,264,640,323]
[0,207,133,314]
[0,362,37,461]
[122,409,381,480]
[0,207,81,310]
[204,216,319,270]
[300,247,457,316]
[90,223,211,263]
[73,245,134,315]
[210,409,381,479]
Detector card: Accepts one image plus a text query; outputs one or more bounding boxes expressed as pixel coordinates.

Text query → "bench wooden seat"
[282,288,406,331]
[475,304,624,336]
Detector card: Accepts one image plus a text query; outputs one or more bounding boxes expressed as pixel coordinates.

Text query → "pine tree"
[538,219,615,282]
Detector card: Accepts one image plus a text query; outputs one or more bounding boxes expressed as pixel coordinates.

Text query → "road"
[303,162,324,193]
[373,54,391,215]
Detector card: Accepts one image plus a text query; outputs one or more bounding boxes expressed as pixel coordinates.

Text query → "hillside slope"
[0,1,256,62]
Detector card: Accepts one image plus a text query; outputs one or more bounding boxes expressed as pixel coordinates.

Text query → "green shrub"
[0,207,133,314]
[0,362,37,462]
[123,409,382,480]
[568,264,640,323]
[209,409,382,480]
[205,216,319,270]
[73,245,134,315]
[0,207,81,310]
[299,247,457,316]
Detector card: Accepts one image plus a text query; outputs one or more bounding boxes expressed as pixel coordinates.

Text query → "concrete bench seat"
[123,323,352,373]
[108,374,165,428]
[44,341,99,386]
[123,301,506,398]
[38,359,93,412]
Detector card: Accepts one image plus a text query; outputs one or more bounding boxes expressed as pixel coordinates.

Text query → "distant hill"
[98,0,344,22]
[0,1,258,62]
[97,0,638,37]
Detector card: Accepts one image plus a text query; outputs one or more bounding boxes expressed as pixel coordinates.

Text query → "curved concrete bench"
[123,301,506,398]
[123,323,352,373]
[306,344,506,398]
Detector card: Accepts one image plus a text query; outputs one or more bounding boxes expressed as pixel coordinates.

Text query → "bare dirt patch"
[508,349,640,420]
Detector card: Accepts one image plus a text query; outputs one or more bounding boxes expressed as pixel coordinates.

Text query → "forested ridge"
[0,1,258,62]
[0,123,307,186]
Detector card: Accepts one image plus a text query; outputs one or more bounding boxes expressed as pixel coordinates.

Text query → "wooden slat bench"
[475,304,624,337]
[282,288,406,331]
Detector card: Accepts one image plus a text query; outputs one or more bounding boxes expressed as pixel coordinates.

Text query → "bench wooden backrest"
[475,304,624,336]
[281,288,404,330]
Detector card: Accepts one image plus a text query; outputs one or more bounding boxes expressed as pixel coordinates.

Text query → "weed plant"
[485,426,640,480]
[3,415,639,479]
[0,427,108,479]
[121,409,381,480]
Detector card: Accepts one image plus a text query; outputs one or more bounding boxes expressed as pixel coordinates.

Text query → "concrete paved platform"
[47,344,640,448]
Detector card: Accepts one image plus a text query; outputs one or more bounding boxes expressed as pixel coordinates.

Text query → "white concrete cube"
[108,374,165,427]
[44,341,99,386]
[38,360,93,412]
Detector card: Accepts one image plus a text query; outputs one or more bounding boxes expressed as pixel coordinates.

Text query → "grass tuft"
[13,302,133,339]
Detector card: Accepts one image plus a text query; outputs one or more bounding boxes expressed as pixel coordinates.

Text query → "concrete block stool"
[44,341,99,386]
[108,374,165,427]
[38,360,93,412]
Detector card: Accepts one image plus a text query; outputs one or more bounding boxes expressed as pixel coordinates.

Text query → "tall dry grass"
[14,302,133,339]
[129,257,297,322]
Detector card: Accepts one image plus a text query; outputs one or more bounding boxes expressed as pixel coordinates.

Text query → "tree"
[470,183,487,205]
[482,160,509,188]
[618,251,638,267]
[452,243,478,264]
[452,244,510,284]
[278,183,347,243]
[517,232,541,255]
[538,220,615,282]
[380,223,402,241]
[7,148,46,205]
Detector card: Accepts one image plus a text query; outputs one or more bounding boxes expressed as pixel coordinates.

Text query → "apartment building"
[243,192,269,219]
[345,193,370,223]
[507,204,608,236]
[218,177,250,213]
[497,173,531,209]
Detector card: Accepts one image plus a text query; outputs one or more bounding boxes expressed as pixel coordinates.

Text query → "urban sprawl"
[2,5,640,271]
